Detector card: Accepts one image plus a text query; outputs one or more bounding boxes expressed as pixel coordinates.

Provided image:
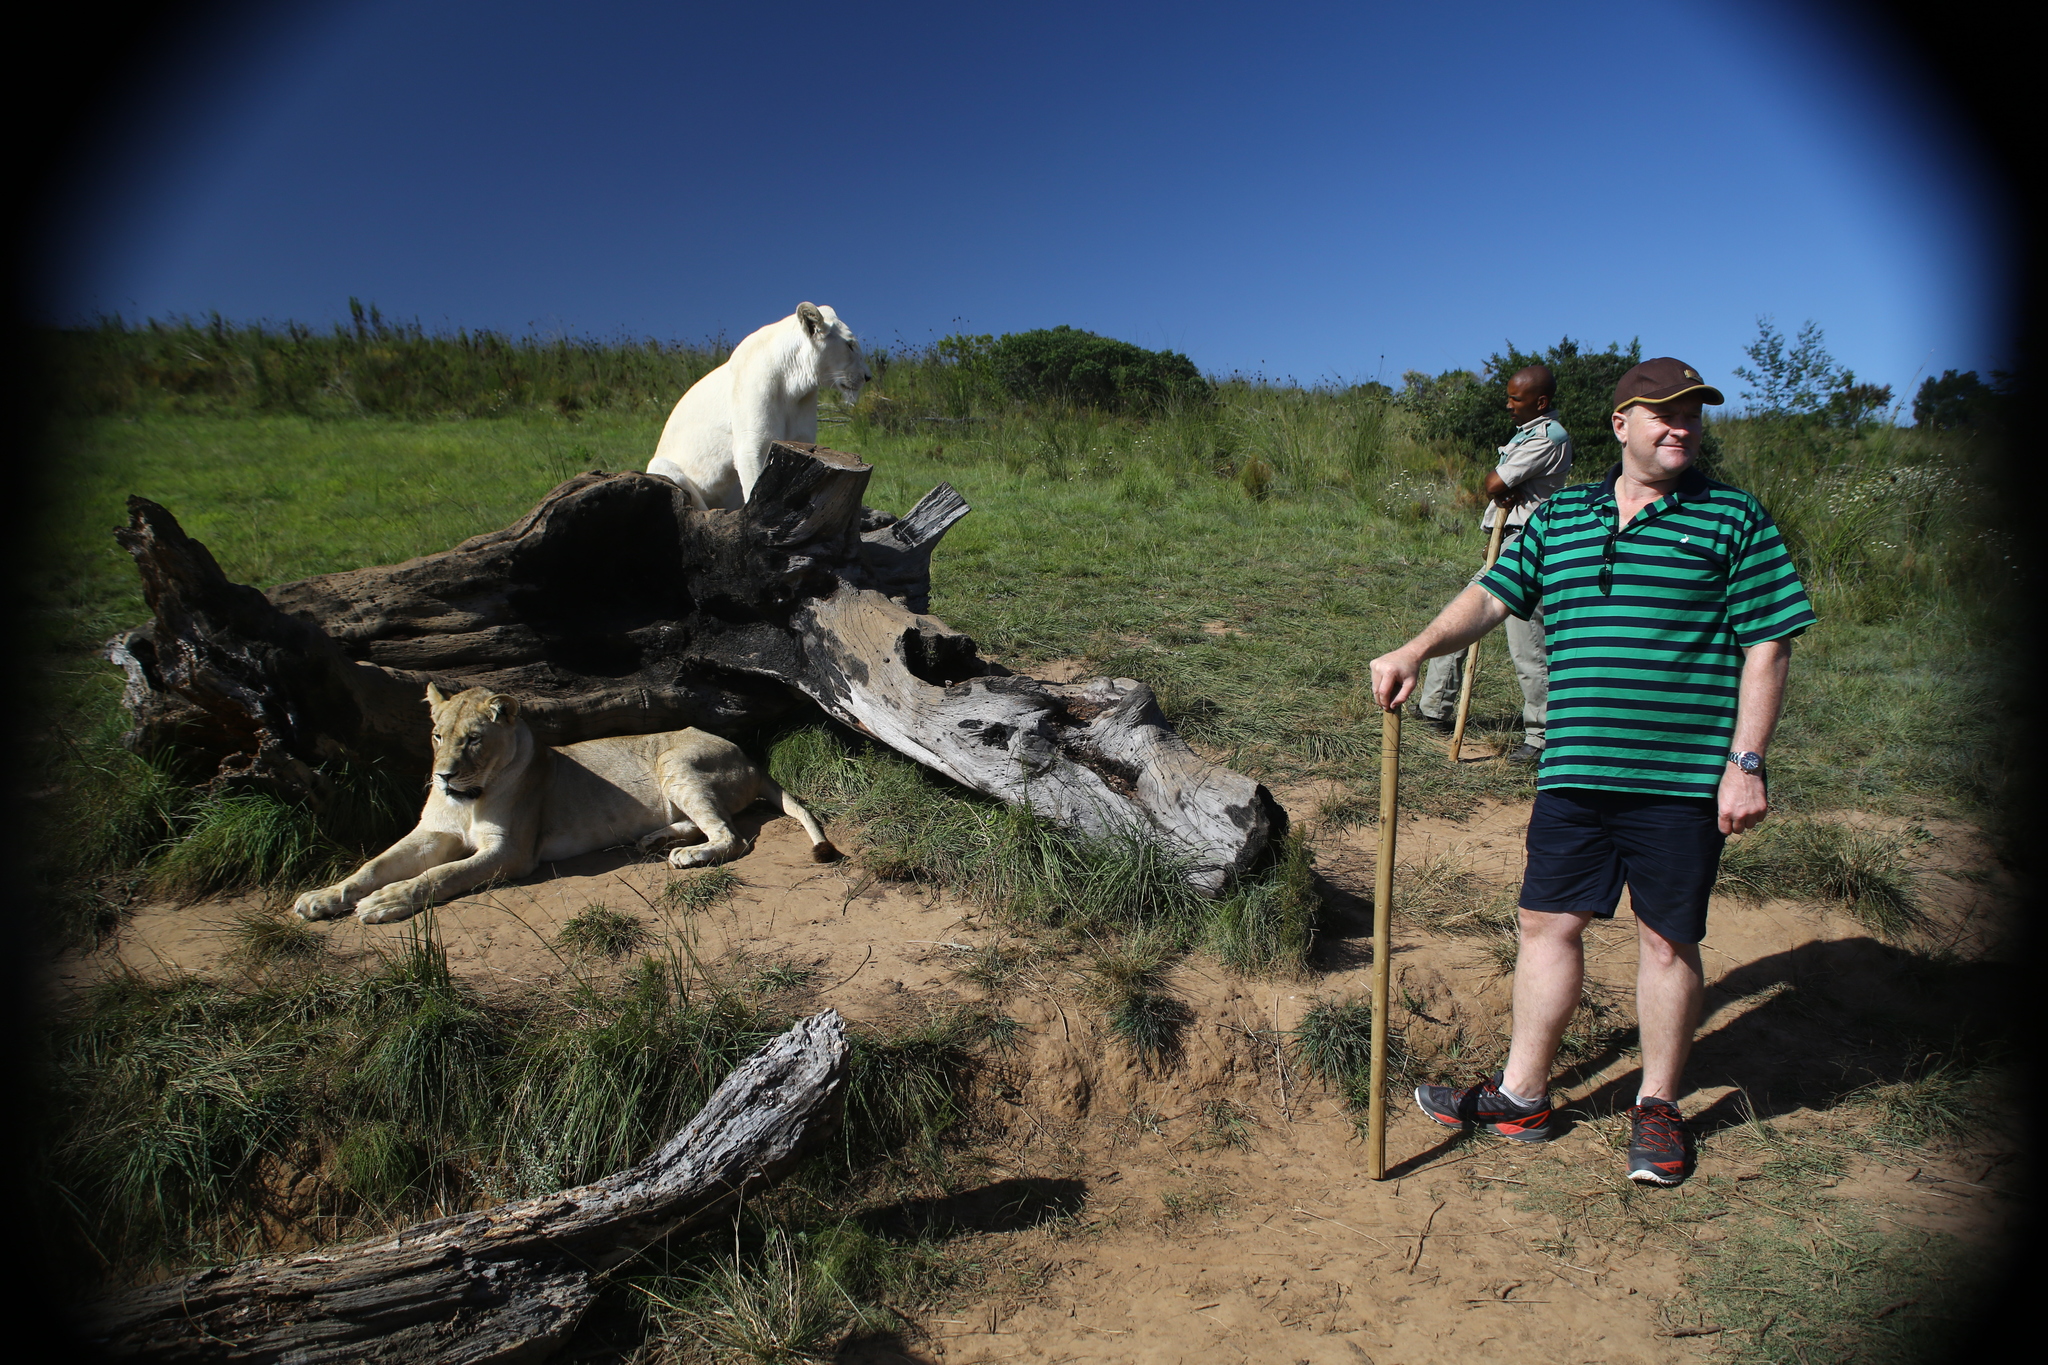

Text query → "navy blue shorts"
[1519,787,1725,944]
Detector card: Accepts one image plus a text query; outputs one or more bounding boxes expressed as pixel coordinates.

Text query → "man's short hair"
[1511,364,1556,400]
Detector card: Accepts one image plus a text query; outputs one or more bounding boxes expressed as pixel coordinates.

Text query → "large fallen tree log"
[107,442,1280,889]
[79,1010,851,1363]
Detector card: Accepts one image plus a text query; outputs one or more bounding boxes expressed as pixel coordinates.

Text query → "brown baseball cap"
[1612,357,1725,412]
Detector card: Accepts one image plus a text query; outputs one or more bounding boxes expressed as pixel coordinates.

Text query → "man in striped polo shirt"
[1368,357,1814,1185]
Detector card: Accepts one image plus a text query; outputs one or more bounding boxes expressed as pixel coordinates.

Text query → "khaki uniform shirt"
[1482,411,1574,530]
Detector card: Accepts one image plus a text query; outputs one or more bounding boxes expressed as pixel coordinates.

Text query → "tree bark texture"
[79,1010,852,1363]
[107,442,1280,888]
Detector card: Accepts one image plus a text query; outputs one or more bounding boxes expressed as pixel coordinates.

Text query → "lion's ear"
[425,682,447,708]
[485,693,520,723]
[797,302,825,339]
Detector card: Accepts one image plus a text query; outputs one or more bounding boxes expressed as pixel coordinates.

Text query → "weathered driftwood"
[108,442,1280,888]
[81,1010,851,1363]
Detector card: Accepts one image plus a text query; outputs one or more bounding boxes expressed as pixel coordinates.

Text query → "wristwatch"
[1728,751,1764,775]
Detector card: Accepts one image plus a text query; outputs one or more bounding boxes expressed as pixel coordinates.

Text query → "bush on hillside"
[1398,336,1642,463]
[1733,317,1894,428]
[1914,369,2011,431]
[982,326,1209,410]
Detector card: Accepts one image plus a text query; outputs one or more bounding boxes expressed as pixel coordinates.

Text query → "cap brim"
[1615,383,1725,412]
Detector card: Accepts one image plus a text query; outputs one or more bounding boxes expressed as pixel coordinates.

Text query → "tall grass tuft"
[48,974,308,1263]
[836,1012,979,1177]
[332,1120,429,1209]
[645,1228,846,1364]
[1082,940,1189,1070]
[1292,997,1376,1086]
[554,904,652,960]
[768,725,1308,959]
[1857,1054,1986,1147]
[226,905,326,966]
[149,791,337,901]
[500,956,772,1193]
[1716,818,1922,936]
[1207,830,1320,976]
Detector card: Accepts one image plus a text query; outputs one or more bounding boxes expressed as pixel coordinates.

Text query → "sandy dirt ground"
[66,774,2018,1365]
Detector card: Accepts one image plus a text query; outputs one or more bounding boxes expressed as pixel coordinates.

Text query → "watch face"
[1733,752,1761,773]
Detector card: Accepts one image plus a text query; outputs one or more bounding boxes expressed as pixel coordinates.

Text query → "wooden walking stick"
[1446,509,1512,764]
[1368,704,1401,1180]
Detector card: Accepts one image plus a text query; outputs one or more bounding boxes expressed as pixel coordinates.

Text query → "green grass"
[635,1218,957,1365]
[225,905,326,966]
[661,866,743,915]
[1716,818,1923,937]
[38,923,985,1286]
[768,724,1320,973]
[148,791,342,902]
[554,904,653,960]
[24,326,2017,1356]
[1080,939,1190,1070]
[1502,1084,2005,1365]
[643,1227,846,1364]
[1292,997,1376,1087]
[27,368,2007,928]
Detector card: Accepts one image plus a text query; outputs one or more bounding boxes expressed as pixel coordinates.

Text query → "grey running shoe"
[1414,1072,1557,1142]
[1626,1098,1693,1185]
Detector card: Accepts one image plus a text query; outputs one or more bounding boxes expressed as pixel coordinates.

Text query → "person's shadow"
[1547,934,2016,1136]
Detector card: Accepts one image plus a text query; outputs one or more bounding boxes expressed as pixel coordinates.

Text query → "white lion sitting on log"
[293,684,837,925]
[646,301,871,509]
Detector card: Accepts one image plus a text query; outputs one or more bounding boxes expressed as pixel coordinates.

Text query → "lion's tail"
[765,778,840,862]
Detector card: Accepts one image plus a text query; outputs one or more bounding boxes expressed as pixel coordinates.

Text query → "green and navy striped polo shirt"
[1477,463,1815,798]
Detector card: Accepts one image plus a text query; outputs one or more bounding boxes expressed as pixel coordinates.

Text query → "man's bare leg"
[1501,909,1596,1098]
[1635,919,1704,1100]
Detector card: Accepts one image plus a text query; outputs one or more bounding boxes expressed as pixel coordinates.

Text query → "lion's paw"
[668,847,719,869]
[295,886,355,921]
[356,888,425,925]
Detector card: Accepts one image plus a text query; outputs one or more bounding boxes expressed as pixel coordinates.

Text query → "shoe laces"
[1630,1101,1683,1148]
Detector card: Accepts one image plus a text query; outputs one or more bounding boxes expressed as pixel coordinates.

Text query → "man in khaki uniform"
[1415,363,1574,762]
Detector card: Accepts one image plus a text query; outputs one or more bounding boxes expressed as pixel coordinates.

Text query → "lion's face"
[806,304,870,404]
[425,684,524,802]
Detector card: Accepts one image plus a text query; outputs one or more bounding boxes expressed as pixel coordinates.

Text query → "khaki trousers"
[1419,532,1549,746]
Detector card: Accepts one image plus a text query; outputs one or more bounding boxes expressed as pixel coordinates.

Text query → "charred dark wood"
[80,1011,851,1363]
[108,442,1279,886]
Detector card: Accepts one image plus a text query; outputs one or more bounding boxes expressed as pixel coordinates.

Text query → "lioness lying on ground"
[294,684,837,925]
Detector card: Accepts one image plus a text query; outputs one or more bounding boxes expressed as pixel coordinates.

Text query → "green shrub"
[986,326,1209,410]
[1399,336,1641,462]
[644,1227,846,1364]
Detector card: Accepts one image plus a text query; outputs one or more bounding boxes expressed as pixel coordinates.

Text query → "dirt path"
[69,792,2017,1364]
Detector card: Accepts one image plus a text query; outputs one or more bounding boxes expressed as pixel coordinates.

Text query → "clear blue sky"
[38,0,2006,405]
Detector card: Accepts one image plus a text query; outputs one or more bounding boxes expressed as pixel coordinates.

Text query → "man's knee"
[1518,907,1593,943]
[1637,919,1703,970]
